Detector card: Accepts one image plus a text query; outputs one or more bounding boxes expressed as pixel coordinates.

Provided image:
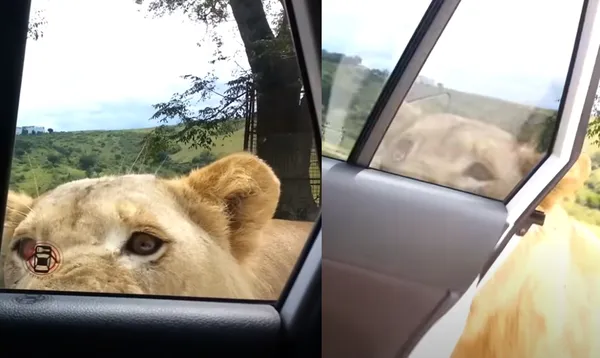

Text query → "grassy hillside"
[10,126,245,196]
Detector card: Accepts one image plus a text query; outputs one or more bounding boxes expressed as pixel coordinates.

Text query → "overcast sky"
[323,0,585,109]
[17,0,248,131]
[18,0,589,132]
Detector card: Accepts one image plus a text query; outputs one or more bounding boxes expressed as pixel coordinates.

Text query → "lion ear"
[180,152,280,260]
[1,191,33,279]
[3,191,33,237]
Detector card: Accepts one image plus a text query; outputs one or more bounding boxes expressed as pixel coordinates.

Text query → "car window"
[2,0,318,301]
[369,0,585,201]
[321,0,432,160]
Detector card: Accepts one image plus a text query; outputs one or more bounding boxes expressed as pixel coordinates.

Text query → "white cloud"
[323,0,586,107]
[18,0,249,129]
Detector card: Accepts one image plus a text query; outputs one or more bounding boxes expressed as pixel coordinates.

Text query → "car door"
[322,0,600,357]
[0,0,321,356]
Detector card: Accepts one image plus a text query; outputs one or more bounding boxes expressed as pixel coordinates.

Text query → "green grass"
[10,127,246,196]
[169,130,245,162]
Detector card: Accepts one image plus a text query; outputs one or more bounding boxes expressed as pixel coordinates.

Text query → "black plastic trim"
[0,0,29,243]
[278,1,322,356]
[280,218,322,357]
[285,0,322,133]
[276,0,321,311]
[0,293,282,356]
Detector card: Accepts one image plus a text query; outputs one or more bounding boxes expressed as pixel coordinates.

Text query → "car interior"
[0,0,321,357]
[322,0,600,357]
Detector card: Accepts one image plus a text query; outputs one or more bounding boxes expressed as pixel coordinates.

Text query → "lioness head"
[373,110,542,200]
[1,152,281,299]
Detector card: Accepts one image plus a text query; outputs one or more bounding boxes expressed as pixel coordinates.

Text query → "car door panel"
[323,258,448,358]
[324,160,507,292]
[323,158,506,358]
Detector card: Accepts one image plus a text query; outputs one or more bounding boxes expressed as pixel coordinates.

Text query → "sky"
[322,0,586,109]
[18,0,588,132]
[17,0,249,131]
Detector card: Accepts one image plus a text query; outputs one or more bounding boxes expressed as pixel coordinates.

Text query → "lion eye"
[464,162,495,181]
[125,232,164,256]
[392,138,414,162]
[12,238,37,260]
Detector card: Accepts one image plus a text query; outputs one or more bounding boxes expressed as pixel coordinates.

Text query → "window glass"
[3,0,319,301]
[370,0,584,200]
[322,0,432,160]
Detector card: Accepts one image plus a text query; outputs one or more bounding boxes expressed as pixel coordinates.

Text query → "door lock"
[516,209,546,236]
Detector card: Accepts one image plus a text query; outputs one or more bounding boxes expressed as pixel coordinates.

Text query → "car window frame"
[0,0,322,356]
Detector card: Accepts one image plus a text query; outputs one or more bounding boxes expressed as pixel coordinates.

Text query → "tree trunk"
[255,84,318,221]
[229,0,319,221]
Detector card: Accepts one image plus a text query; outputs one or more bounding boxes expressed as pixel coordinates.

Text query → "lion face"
[1,152,281,299]
[374,111,542,200]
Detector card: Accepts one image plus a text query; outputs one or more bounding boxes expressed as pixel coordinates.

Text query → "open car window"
[0,0,321,356]
[322,0,600,356]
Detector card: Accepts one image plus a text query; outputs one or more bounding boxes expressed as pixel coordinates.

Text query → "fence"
[243,82,320,206]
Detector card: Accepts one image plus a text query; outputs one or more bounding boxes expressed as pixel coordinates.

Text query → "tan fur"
[1,152,312,299]
[373,109,541,199]
[450,153,600,358]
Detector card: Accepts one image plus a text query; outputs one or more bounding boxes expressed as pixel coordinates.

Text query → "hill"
[10,125,246,196]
